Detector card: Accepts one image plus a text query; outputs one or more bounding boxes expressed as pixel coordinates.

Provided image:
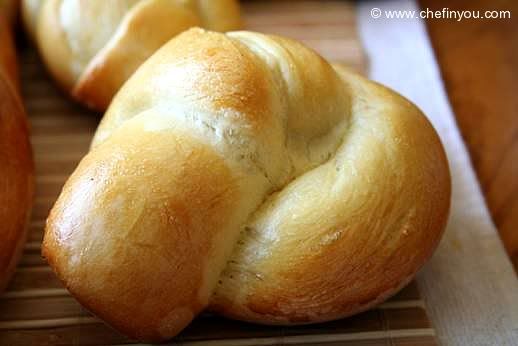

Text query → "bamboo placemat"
[0,1,437,345]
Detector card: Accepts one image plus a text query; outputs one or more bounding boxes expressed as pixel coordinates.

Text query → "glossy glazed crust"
[43,29,450,342]
[210,64,451,324]
[23,0,242,111]
[0,12,35,293]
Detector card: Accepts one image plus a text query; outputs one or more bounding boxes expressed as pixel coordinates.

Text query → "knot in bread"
[43,28,450,342]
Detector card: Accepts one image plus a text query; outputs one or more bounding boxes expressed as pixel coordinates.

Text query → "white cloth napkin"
[357,1,518,345]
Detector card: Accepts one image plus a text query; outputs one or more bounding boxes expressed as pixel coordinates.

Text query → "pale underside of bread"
[25,0,242,111]
[0,10,35,293]
[43,29,450,342]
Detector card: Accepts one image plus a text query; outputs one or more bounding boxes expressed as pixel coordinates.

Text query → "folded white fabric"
[358,1,518,345]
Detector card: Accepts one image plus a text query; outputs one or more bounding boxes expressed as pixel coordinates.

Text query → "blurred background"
[420,0,518,270]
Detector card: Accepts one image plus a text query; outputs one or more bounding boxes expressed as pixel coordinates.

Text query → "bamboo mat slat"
[1,1,437,345]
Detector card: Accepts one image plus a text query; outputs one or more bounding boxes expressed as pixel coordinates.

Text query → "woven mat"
[0,1,437,345]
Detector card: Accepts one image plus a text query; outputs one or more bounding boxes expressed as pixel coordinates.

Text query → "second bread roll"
[22,0,241,111]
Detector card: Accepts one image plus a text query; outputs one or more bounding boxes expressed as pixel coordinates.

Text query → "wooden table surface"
[420,0,518,269]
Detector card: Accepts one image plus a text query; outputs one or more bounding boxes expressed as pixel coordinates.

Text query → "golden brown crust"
[44,122,243,341]
[23,0,242,111]
[0,0,19,24]
[73,0,202,110]
[210,64,451,324]
[0,11,35,293]
[0,12,18,90]
[43,29,450,341]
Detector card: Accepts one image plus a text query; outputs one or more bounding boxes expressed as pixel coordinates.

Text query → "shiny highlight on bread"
[43,28,451,342]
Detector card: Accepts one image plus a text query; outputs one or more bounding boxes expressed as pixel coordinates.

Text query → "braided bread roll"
[43,28,451,341]
[0,1,35,293]
[22,0,241,111]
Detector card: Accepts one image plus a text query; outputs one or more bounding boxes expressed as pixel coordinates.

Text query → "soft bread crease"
[212,64,449,323]
[45,116,262,340]
[43,29,450,342]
